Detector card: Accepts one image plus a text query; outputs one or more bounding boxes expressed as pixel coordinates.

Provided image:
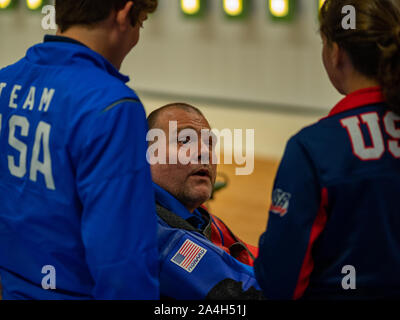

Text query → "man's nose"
[198,140,211,164]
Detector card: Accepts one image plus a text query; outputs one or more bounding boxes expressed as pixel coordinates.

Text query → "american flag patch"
[171,239,207,273]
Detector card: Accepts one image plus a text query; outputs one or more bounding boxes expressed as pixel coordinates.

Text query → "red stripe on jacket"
[293,187,329,300]
[208,212,258,266]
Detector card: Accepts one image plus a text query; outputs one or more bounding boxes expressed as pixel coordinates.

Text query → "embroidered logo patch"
[270,188,292,217]
[171,239,207,273]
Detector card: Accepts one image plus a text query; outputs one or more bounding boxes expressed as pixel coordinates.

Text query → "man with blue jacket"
[0,0,159,299]
[147,103,264,299]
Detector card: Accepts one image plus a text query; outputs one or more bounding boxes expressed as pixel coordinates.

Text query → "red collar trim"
[327,86,385,118]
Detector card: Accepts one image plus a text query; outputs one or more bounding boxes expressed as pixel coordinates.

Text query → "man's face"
[150,108,217,212]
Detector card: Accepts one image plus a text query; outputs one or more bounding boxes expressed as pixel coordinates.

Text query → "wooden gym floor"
[207,157,280,247]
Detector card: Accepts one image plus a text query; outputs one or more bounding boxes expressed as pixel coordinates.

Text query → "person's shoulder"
[280,118,338,166]
[289,109,349,147]
[72,66,137,100]
[38,41,140,109]
[292,103,387,147]
[286,120,322,148]
[62,66,141,117]
[0,56,26,75]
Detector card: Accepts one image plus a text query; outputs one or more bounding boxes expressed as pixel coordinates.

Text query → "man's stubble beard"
[177,183,212,211]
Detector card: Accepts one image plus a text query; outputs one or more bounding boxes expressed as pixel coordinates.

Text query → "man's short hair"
[147,103,205,130]
[55,0,158,33]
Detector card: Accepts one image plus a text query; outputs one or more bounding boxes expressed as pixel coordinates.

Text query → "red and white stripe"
[179,240,202,268]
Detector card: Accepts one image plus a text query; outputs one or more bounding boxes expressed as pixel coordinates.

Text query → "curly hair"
[55,0,158,33]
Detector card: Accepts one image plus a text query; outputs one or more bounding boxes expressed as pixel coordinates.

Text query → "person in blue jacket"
[147,103,264,299]
[255,0,400,300]
[0,0,159,299]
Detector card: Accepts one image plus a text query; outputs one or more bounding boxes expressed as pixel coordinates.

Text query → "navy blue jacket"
[255,87,400,300]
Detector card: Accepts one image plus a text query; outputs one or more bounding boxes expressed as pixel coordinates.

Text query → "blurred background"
[0,0,343,246]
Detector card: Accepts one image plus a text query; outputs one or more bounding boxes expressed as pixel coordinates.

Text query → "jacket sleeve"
[75,100,159,299]
[254,135,328,300]
[158,223,264,300]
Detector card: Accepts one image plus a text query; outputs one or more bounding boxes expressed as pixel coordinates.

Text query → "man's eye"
[178,137,191,145]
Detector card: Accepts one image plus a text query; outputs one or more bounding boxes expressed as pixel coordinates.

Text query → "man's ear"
[115,1,134,31]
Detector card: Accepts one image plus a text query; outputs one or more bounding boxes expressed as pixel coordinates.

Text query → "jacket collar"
[44,35,88,48]
[327,86,385,118]
[153,183,206,230]
[25,35,130,84]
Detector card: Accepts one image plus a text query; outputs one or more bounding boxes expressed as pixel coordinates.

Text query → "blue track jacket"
[0,36,159,300]
[155,183,263,300]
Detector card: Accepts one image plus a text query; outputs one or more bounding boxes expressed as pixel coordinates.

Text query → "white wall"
[0,7,49,66]
[140,94,321,160]
[0,0,342,111]
[126,0,343,111]
[0,0,344,159]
